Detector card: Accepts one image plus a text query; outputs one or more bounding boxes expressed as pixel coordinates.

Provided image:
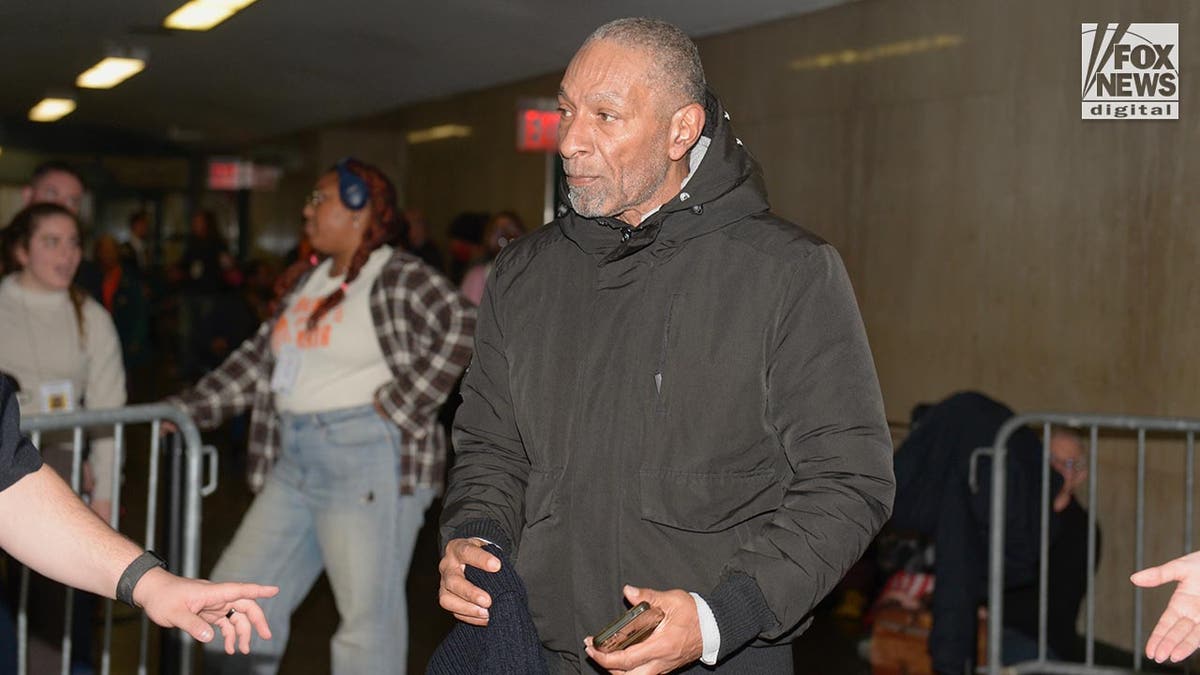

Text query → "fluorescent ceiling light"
[407,124,473,144]
[77,57,146,89]
[164,0,258,31]
[29,98,77,123]
[790,34,965,71]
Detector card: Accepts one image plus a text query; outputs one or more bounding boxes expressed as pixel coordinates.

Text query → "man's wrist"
[446,519,513,553]
[702,572,777,661]
[689,592,721,665]
[116,550,167,607]
[129,567,174,609]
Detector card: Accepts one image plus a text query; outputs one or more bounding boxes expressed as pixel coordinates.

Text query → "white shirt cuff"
[690,592,721,665]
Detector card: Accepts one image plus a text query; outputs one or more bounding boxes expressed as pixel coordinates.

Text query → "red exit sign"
[517,108,559,152]
[208,159,245,190]
[208,158,282,191]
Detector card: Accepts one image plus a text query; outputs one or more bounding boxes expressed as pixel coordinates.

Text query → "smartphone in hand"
[593,601,666,653]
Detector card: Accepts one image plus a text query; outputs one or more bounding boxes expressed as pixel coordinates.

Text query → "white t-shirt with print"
[271,246,394,413]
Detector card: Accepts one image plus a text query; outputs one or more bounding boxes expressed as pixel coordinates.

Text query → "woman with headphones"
[168,158,474,674]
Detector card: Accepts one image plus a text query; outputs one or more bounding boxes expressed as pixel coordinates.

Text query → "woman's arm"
[167,320,274,429]
[374,263,475,439]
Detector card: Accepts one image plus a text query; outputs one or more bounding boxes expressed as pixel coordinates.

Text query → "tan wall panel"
[712,1,1196,651]
[378,75,561,247]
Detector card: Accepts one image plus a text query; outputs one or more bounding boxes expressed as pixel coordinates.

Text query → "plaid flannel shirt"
[169,249,475,494]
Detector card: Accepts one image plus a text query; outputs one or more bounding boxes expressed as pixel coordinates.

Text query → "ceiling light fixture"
[406,124,473,144]
[77,56,146,89]
[29,97,77,123]
[164,0,258,31]
[789,34,965,71]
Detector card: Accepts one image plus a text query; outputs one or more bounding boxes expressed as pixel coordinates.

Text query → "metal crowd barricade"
[986,413,1200,675]
[16,403,216,675]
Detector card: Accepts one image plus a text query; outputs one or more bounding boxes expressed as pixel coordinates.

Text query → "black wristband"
[116,550,167,607]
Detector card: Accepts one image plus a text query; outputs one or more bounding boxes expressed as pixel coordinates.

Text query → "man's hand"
[585,585,703,674]
[1132,551,1200,663]
[132,568,278,655]
[438,537,500,626]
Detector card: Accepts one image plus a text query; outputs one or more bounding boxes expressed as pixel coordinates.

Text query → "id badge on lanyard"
[271,343,302,395]
[39,380,76,413]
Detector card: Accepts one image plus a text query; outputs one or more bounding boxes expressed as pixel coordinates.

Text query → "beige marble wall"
[708,0,1199,651]
[262,0,1199,652]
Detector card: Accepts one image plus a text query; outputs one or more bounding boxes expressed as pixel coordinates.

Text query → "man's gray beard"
[567,185,606,218]
[566,158,672,220]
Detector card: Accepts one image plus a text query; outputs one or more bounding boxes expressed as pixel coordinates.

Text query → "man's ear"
[20,186,33,207]
[667,102,706,162]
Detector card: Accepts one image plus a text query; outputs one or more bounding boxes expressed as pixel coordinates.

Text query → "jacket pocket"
[639,468,781,532]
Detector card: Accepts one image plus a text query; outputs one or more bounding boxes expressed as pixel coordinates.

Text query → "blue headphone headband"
[335,158,368,211]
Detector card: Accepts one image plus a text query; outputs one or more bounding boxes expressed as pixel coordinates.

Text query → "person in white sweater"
[0,202,126,523]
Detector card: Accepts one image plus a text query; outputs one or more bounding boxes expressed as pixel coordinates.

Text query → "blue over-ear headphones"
[335,158,368,211]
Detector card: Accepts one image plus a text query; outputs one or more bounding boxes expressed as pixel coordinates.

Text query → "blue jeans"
[203,405,435,675]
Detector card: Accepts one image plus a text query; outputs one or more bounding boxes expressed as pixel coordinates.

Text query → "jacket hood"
[556,90,771,261]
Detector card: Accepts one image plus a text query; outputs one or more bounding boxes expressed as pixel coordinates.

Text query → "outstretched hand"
[1132,551,1200,663]
[132,568,278,655]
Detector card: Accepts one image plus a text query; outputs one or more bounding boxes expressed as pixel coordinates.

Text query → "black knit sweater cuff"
[701,572,777,662]
[447,518,514,553]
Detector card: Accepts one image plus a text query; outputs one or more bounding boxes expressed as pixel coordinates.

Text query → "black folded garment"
[428,543,548,675]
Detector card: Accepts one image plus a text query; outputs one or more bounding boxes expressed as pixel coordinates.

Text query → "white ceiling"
[0,1,853,149]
